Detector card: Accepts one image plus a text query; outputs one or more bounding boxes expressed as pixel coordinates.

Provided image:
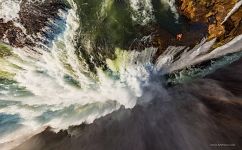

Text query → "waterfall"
[155,35,242,73]
[0,0,242,149]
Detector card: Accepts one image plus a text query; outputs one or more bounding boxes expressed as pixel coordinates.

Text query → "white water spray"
[0,0,20,22]
[155,35,242,73]
[129,0,155,25]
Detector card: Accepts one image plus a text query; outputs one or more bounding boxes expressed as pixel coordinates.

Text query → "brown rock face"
[19,0,69,35]
[0,19,33,47]
[179,0,237,23]
[208,24,225,39]
[0,0,69,48]
[178,0,242,41]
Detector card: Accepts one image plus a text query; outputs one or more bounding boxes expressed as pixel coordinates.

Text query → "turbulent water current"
[0,0,242,149]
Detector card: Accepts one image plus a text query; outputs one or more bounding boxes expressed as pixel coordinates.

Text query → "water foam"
[129,0,155,25]
[0,0,20,22]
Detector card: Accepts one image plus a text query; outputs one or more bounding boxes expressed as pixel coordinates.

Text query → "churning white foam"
[0,0,20,22]
[129,0,155,25]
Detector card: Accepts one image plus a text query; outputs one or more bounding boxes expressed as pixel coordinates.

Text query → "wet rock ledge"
[0,0,69,48]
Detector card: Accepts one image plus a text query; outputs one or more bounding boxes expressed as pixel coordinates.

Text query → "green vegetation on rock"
[0,43,12,57]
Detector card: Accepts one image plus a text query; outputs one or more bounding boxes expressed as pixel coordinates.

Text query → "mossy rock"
[0,43,12,57]
[0,70,14,79]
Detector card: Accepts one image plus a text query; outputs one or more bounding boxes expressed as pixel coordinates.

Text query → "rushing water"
[0,0,242,149]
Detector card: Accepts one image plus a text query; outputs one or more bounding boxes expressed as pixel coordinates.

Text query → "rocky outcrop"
[19,0,69,35]
[0,19,34,47]
[178,0,242,42]
[0,0,69,48]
